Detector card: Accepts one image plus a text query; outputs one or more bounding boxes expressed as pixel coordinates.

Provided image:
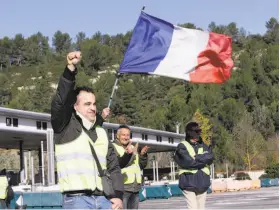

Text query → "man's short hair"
[117,124,130,131]
[74,86,94,97]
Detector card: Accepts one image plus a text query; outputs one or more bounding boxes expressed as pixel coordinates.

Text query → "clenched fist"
[67,51,82,71]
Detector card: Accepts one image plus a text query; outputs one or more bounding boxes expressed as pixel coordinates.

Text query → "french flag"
[119,12,234,83]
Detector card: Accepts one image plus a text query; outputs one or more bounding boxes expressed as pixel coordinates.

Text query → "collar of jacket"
[113,139,127,148]
[76,111,96,130]
[73,112,97,131]
[185,137,203,145]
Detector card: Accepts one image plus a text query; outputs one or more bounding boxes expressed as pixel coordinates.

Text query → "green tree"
[212,123,235,165]
[262,162,279,178]
[216,98,245,132]
[261,44,279,75]
[226,22,239,42]
[25,32,49,64]
[80,39,114,73]
[12,34,25,66]
[75,32,86,50]
[264,17,279,44]
[178,23,197,29]
[113,78,139,125]
[0,73,11,105]
[0,37,11,69]
[52,30,72,53]
[252,104,275,138]
[232,111,267,170]
[166,95,188,132]
[208,22,226,34]
[8,69,54,112]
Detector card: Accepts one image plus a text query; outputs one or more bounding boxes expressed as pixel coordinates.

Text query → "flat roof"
[0,107,184,138]
[0,127,47,150]
[0,107,181,152]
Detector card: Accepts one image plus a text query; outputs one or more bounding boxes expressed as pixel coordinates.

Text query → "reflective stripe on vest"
[55,126,108,192]
[0,176,8,199]
[113,143,142,184]
[178,141,210,175]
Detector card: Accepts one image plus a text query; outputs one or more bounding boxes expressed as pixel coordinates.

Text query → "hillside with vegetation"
[0,18,278,173]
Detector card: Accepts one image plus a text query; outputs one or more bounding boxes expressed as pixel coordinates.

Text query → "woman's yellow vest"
[178,141,210,175]
[113,143,142,184]
[55,126,108,192]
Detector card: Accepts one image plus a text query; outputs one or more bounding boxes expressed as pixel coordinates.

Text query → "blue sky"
[0,0,278,43]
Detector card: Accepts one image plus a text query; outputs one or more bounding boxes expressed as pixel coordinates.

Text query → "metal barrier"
[260,178,279,187]
[10,192,63,209]
[270,178,279,186]
[261,178,271,187]
[144,185,172,199]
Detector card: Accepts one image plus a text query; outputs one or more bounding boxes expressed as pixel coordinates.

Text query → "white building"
[0,107,183,186]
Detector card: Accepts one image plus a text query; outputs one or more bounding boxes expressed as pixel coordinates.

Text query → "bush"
[259,173,270,179]
[263,162,279,179]
[235,172,251,180]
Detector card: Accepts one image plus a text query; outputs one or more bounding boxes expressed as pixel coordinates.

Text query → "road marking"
[213,201,251,205]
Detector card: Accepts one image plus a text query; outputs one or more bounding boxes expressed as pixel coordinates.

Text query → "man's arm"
[174,143,207,169]
[111,141,133,168]
[118,153,133,168]
[95,108,110,127]
[106,141,124,200]
[139,153,148,170]
[51,51,81,134]
[51,66,76,133]
[138,146,148,170]
[195,145,214,165]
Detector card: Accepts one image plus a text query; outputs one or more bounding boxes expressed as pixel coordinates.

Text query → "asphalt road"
[139,187,279,209]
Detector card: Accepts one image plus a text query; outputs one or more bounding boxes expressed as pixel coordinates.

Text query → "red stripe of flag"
[189,32,234,83]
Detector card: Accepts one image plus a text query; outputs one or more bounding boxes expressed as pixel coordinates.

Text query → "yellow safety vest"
[113,143,142,184]
[55,126,109,192]
[0,176,8,200]
[178,141,210,175]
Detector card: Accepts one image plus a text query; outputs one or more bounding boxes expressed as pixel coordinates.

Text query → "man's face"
[74,91,96,122]
[117,128,130,146]
[189,129,201,142]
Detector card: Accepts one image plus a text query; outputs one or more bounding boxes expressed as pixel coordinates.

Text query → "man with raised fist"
[51,51,124,209]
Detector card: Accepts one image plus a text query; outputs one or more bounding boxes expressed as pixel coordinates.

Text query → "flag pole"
[107,73,121,108]
[107,6,146,108]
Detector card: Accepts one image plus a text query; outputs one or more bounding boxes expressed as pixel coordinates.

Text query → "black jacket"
[113,140,148,193]
[51,67,124,199]
[174,138,214,193]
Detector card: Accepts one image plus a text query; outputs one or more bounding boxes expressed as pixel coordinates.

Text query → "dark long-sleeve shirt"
[174,142,213,170]
[51,66,124,199]
[112,140,148,192]
[174,139,214,193]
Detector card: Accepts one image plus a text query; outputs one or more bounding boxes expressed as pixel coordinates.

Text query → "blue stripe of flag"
[119,12,174,73]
